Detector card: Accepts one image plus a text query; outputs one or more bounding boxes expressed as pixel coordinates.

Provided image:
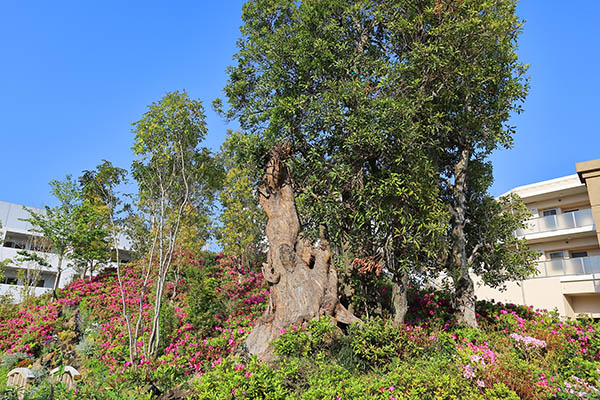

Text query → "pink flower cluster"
[509,333,546,349]
[456,341,496,388]
[0,301,59,354]
[563,376,599,398]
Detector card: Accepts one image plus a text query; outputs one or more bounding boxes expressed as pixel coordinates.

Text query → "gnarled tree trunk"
[245,147,359,361]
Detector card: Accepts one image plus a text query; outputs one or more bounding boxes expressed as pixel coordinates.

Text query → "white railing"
[0,284,53,302]
[516,209,594,236]
[0,247,59,266]
[534,255,600,278]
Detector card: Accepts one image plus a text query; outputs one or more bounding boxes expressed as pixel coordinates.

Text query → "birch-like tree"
[130,91,220,358]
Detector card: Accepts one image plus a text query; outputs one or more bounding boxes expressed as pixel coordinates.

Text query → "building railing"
[516,208,594,236]
[534,255,600,278]
[0,247,59,266]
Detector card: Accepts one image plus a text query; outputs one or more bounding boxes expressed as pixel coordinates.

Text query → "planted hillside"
[0,253,268,399]
[0,249,599,399]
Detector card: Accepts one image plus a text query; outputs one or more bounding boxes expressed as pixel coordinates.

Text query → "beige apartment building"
[475,158,600,318]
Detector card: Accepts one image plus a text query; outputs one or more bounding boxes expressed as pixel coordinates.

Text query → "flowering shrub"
[2,253,600,399]
[455,340,496,388]
[558,375,600,399]
[509,333,547,349]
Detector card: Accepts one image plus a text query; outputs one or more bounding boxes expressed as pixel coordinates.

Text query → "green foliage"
[192,356,290,400]
[72,162,125,281]
[149,356,189,393]
[217,133,266,269]
[76,336,99,360]
[222,1,450,319]
[462,192,538,289]
[183,260,227,334]
[129,90,221,264]
[69,200,111,279]
[272,317,336,358]
[190,353,523,400]
[131,90,221,215]
[346,318,405,368]
[158,301,179,354]
[22,175,80,257]
[0,353,27,371]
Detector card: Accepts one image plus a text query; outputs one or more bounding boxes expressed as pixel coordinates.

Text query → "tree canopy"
[221,0,535,327]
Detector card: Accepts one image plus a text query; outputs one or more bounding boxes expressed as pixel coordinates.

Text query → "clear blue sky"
[1,1,599,208]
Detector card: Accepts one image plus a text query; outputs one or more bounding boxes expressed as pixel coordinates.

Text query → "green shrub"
[0,353,28,370]
[273,317,336,358]
[483,383,520,400]
[75,336,98,360]
[192,356,289,400]
[158,301,179,355]
[346,318,404,369]
[184,267,227,334]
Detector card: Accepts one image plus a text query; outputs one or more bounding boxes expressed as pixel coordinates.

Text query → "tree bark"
[52,254,63,300]
[245,147,359,361]
[338,241,356,315]
[391,271,409,324]
[450,147,477,328]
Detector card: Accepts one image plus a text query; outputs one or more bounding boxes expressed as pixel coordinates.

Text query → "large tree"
[221,0,451,360]
[393,0,535,327]
[79,160,134,360]
[69,199,111,280]
[223,0,535,335]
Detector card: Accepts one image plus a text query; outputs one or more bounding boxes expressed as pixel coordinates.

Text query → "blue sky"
[1,1,598,208]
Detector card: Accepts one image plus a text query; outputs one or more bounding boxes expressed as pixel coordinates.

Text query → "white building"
[475,158,600,318]
[0,200,131,301]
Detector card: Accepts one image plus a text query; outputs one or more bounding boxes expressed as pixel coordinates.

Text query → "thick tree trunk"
[391,271,409,324]
[245,147,359,361]
[450,147,477,328]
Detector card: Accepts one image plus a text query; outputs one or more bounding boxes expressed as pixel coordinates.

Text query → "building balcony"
[0,283,53,302]
[535,255,600,278]
[0,246,59,268]
[516,209,595,238]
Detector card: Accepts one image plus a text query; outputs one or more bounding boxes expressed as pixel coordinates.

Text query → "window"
[543,209,557,217]
[35,280,45,288]
[4,277,18,285]
[563,209,579,213]
[571,251,588,258]
[3,232,29,249]
[549,251,564,260]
